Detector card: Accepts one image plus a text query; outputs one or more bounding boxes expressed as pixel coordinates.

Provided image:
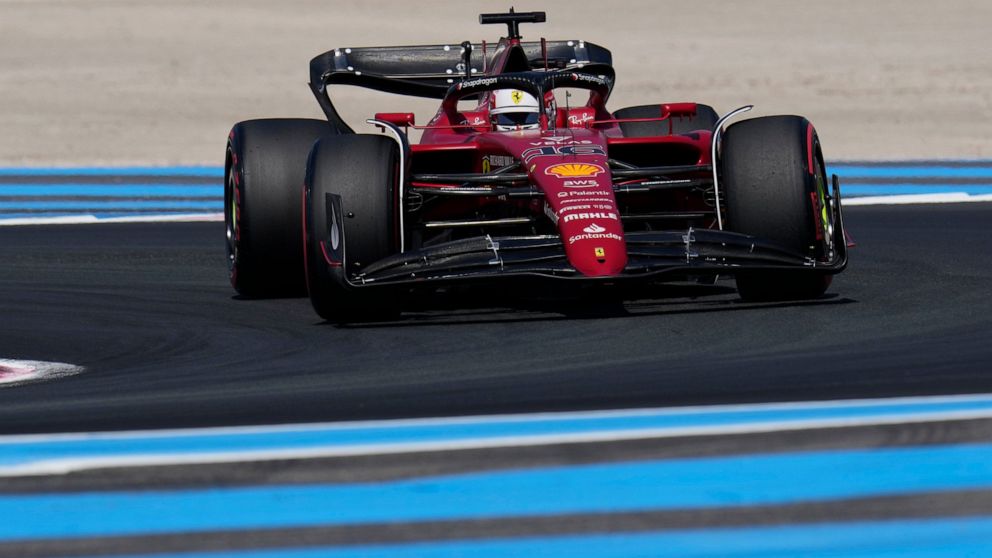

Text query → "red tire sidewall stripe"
[302,180,311,295]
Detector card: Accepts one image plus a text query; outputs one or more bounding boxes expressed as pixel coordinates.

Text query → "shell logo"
[545,163,605,178]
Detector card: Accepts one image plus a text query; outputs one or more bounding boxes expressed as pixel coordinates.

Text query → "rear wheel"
[721,115,833,301]
[225,119,340,297]
[613,104,718,137]
[303,134,400,322]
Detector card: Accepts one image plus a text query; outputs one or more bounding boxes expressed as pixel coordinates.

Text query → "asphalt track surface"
[2,202,991,435]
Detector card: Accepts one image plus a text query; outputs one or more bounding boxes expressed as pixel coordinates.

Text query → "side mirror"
[662,103,698,118]
[373,112,415,127]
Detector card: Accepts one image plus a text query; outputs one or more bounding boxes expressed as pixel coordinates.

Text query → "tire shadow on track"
[325,282,857,329]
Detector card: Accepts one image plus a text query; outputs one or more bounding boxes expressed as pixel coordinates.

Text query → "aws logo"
[545,163,605,178]
[562,179,598,188]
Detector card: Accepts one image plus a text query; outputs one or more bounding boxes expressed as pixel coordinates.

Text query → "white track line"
[5,407,992,477]
[4,392,992,444]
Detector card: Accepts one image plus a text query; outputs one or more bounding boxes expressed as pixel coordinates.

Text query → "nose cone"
[559,217,627,276]
[538,160,628,276]
[534,159,628,277]
[481,130,629,277]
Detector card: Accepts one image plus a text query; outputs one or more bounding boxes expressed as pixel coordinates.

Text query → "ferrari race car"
[225,9,848,321]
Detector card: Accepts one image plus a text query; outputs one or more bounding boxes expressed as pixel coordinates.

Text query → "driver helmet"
[491,89,540,131]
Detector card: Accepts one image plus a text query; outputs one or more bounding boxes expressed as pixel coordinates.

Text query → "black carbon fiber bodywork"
[308,40,612,132]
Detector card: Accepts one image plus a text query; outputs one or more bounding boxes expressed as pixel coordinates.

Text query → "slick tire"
[721,115,833,301]
[303,134,400,323]
[613,104,718,137]
[225,118,340,297]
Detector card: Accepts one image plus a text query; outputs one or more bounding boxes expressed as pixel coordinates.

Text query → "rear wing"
[308,40,612,132]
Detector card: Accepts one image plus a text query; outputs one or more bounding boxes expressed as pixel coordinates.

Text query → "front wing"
[320,177,849,289]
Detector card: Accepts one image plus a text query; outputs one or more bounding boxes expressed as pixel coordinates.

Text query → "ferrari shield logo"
[511,90,523,104]
[594,247,606,258]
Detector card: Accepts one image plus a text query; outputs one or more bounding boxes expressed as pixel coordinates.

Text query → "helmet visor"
[495,112,539,128]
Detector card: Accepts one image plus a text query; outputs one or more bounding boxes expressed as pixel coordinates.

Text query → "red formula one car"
[225,10,847,321]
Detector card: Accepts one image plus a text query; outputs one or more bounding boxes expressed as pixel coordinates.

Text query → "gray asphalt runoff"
[0,203,991,434]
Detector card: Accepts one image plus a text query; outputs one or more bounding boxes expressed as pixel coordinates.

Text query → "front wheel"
[303,134,401,322]
[721,115,835,301]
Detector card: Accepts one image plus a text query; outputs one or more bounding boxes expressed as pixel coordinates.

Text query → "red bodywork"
[381,38,714,278]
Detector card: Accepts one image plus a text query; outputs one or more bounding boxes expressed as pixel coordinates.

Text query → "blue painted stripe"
[3,443,992,540]
[0,163,987,224]
[834,159,992,166]
[13,184,987,199]
[832,165,992,178]
[4,163,991,178]
[0,163,987,221]
[0,167,222,177]
[0,200,221,210]
[841,184,992,197]
[4,395,992,468]
[103,517,992,558]
[6,185,987,204]
[0,213,88,219]
[0,212,219,220]
[0,164,989,179]
[0,185,219,197]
